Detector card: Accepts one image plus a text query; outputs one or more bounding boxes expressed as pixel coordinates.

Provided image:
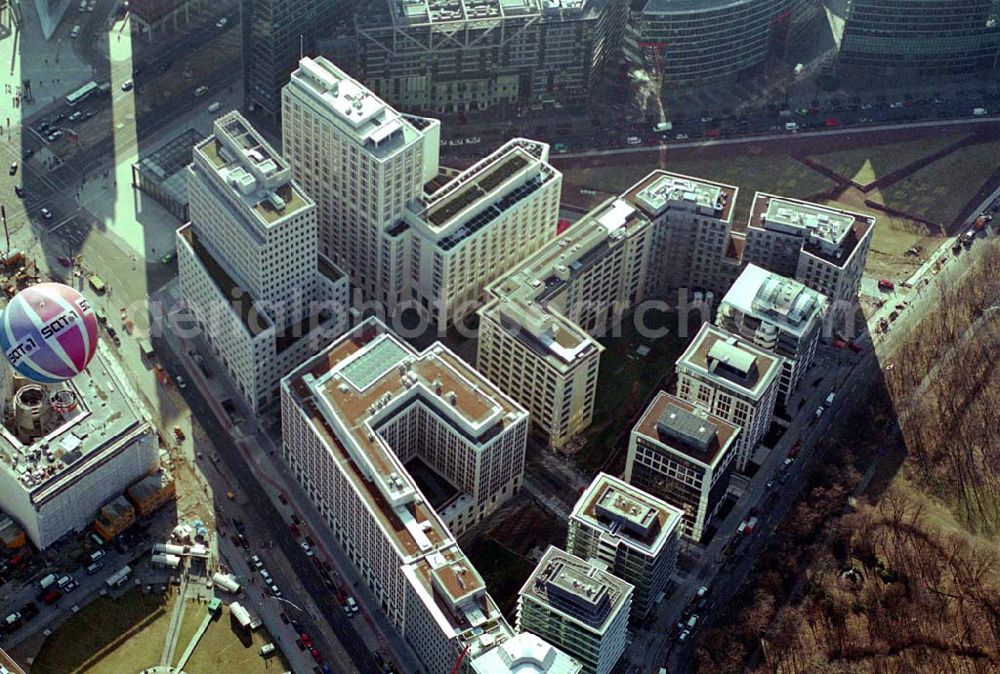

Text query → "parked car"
[877,278,894,291]
[9,162,17,175]
[40,207,53,219]
[216,17,228,28]
[86,561,103,575]
[301,542,315,557]
[121,79,134,92]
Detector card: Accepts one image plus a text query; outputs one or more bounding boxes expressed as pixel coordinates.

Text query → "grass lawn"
[464,537,535,616]
[821,196,932,257]
[561,155,834,226]
[574,309,694,475]
[182,606,289,674]
[30,589,169,674]
[808,132,967,186]
[877,140,1000,226]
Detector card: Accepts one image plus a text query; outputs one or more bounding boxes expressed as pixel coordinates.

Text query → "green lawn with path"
[877,140,1000,226]
[808,132,967,186]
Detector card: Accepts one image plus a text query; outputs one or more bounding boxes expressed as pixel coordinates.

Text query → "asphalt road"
[152,332,384,674]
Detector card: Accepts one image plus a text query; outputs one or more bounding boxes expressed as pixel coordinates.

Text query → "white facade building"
[675,323,782,471]
[717,264,827,400]
[0,347,159,549]
[624,392,740,540]
[281,318,581,673]
[470,632,583,674]
[177,112,348,413]
[404,138,562,325]
[743,194,873,336]
[517,546,632,674]
[567,473,683,620]
[282,57,561,325]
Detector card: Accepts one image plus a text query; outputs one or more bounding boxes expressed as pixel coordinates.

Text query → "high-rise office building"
[177,112,348,412]
[675,323,782,471]
[716,264,827,401]
[282,318,578,672]
[625,0,800,85]
[625,392,740,540]
[477,170,738,449]
[567,473,683,620]
[327,0,628,114]
[242,0,347,124]
[743,194,873,336]
[837,0,1000,78]
[282,57,560,322]
[517,547,632,674]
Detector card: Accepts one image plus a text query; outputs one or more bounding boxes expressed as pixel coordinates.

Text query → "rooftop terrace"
[633,392,739,468]
[572,473,682,555]
[676,323,781,398]
[721,264,827,337]
[521,546,631,629]
[624,170,737,224]
[750,193,874,266]
[194,112,311,228]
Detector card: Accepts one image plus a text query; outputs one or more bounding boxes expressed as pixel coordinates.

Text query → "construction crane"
[449,644,471,674]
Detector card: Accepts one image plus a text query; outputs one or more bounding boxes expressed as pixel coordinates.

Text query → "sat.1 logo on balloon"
[0,283,99,384]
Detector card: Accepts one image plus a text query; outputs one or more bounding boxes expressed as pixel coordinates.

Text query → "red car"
[706,128,721,138]
[300,633,313,648]
[848,342,863,353]
[310,647,323,663]
[824,118,840,127]
[289,523,300,537]
[57,256,72,268]
[878,278,894,291]
[42,590,61,605]
[832,338,847,349]
[788,441,801,458]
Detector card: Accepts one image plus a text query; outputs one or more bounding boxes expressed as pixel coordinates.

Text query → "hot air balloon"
[0,283,99,383]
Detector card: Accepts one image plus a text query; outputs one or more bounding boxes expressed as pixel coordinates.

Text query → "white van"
[70,25,81,39]
[39,573,58,590]
[784,122,799,131]
[207,101,222,113]
[626,136,641,146]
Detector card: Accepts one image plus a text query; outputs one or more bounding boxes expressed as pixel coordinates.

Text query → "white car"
[194,85,209,97]
[121,79,134,92]
[301,542,315,557]
[216,17,228,28]
[40,207,53,219]
[70,25,81,38]
[677,629,691,642]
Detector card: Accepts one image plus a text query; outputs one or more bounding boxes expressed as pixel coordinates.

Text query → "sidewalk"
[153,280,422,674]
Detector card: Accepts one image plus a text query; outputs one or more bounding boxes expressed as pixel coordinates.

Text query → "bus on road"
[66,81,99,106]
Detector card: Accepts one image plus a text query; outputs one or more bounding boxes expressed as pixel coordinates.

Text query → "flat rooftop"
[194,112,310,228]
[633,392,739,468]
[721,264,827,337]
[520,546,632,631]
[414,140,557,250]
[470,632,582,674]
[750,193,874,267]
[571,473,682,556]
[287,56,423,157]
[285,318,525,559]
[480,193,658,372]
[0,346,154,506]
[362,0,598,29]
[134,127,204,205]
[676,323,781,398]
[624,170,737,225]
[284,319,528,658]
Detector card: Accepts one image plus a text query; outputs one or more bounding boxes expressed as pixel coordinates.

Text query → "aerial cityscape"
[0,0,998,673]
